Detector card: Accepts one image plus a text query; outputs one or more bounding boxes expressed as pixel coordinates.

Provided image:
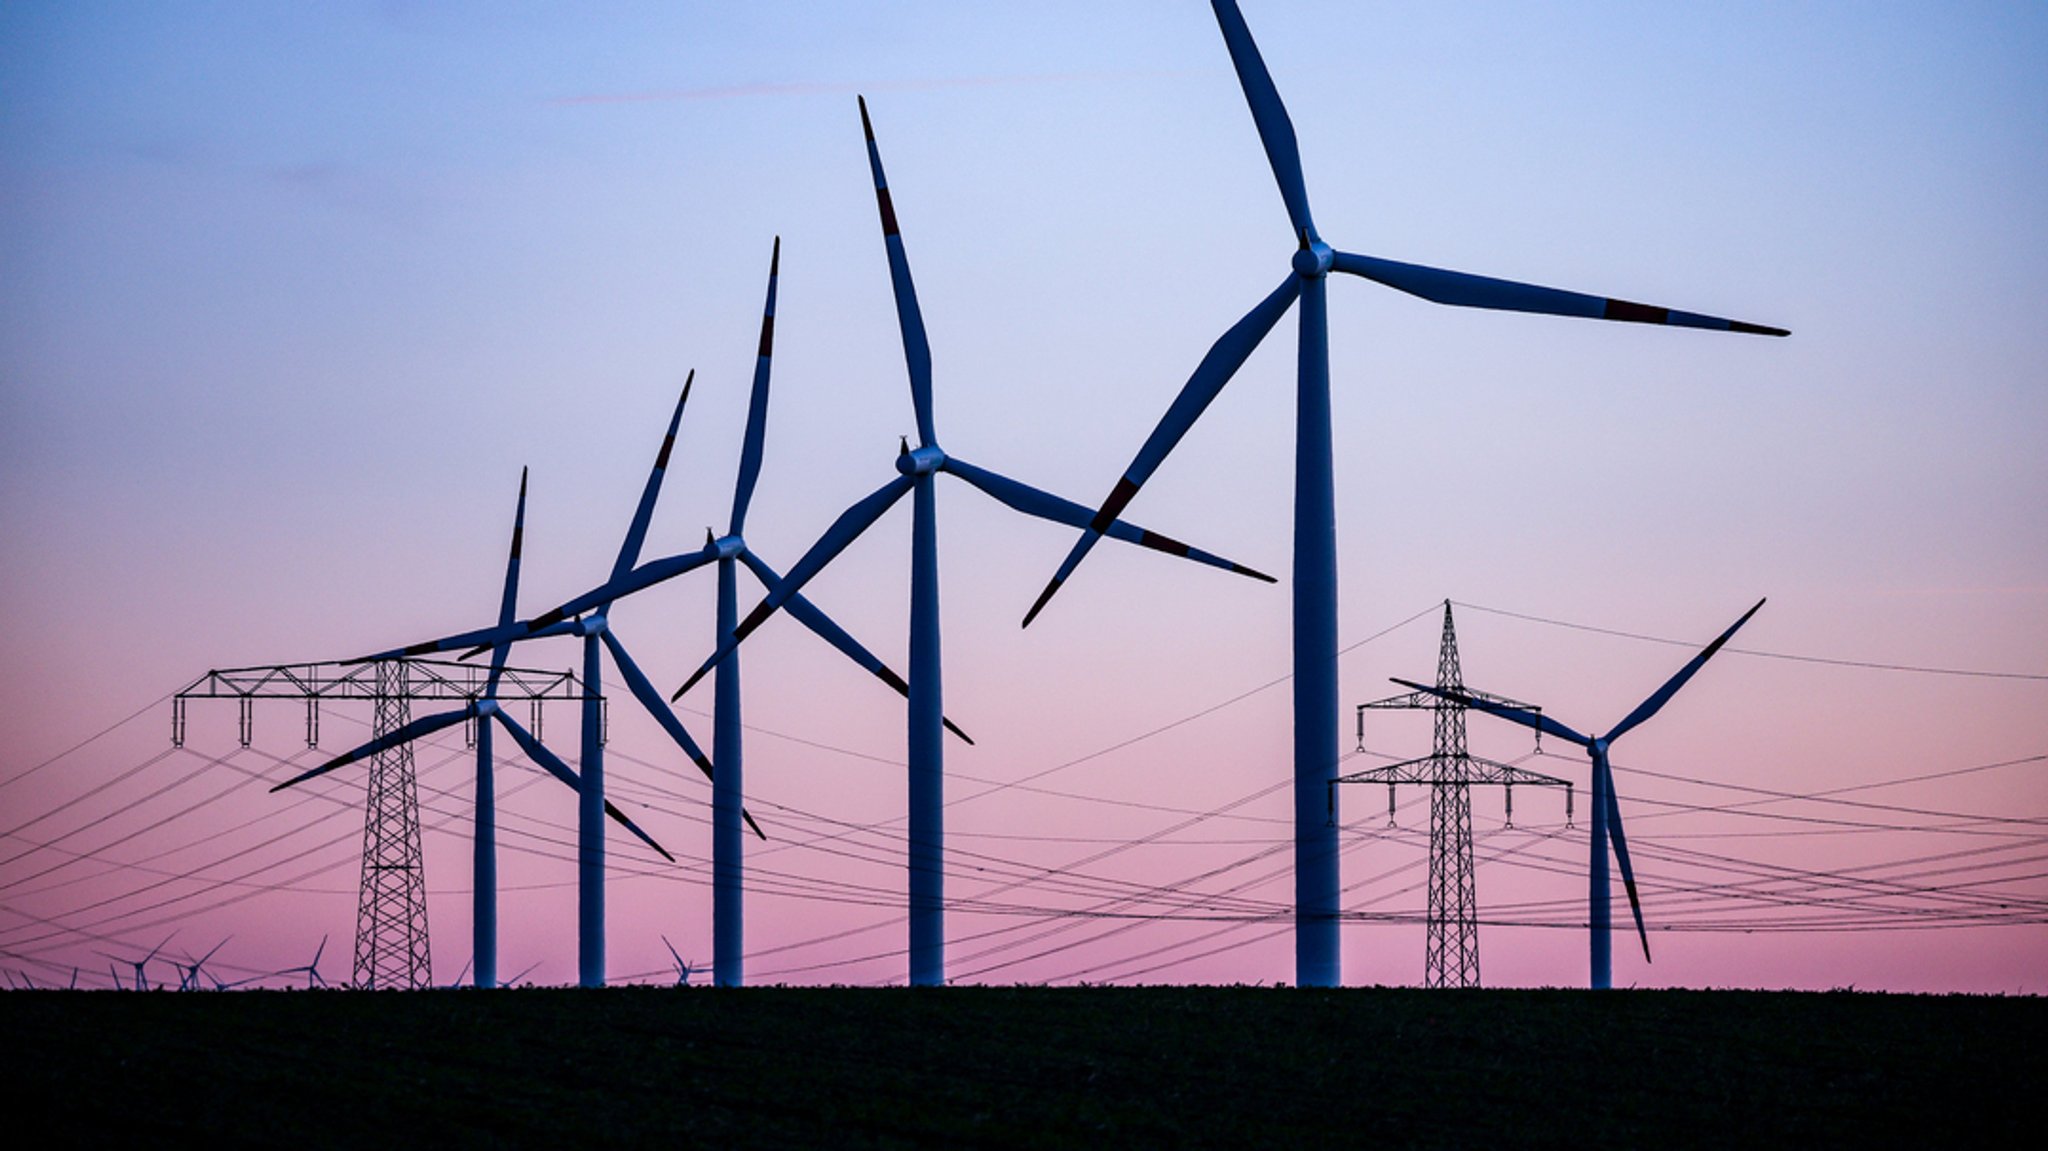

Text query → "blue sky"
[3,2,2044,990]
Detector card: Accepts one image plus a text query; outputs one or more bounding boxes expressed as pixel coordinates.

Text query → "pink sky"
[2,1,2043,991]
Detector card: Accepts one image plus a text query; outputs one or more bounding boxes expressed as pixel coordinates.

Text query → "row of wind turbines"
[268,1,1785,991]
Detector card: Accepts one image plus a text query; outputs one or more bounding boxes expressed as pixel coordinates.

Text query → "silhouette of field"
[5,986,2038,1147]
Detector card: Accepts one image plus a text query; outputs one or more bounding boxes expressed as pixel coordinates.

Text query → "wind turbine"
[672,97,1273,987]
[661,935,693,987]
[271,469,673,990]
[170,938,231,991]
[276,934,333,990]
[1024,0,1789,987]
[491,239,970,987]
[1395,598,1765,988]
[99,932,175,991]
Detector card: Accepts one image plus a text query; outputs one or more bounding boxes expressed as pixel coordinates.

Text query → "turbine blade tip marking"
[1089,477,1142,533]
[1137,530,1192,559]
[1730,320,1789,337]
[875,186,900,237]
[1603,298,1669,326]
[1022,577,1064,628]
[757,313,775,358]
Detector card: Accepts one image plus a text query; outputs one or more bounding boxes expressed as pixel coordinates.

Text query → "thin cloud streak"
[549,70,1198,106]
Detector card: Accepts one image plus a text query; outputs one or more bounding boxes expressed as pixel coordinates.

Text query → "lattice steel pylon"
[1343,602,1571,988]
[352,659,432,989]
[176,657,595,991]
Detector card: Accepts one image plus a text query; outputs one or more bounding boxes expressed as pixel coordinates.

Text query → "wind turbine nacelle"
[1292,242,1334,278]
[712,534,745,560]
[897,444,947,476]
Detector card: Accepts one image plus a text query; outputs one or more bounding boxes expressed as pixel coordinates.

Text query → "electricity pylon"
[1343,602,1570,988]
[175,658,594,989]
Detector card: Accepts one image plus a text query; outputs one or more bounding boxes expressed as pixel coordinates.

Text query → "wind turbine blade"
[1211,0,1316,240]
[492,710,580,791]
[730,238,779,534]
[611,372,695,590]
[601,629,766,839]
[740,548,973,745]
[493,710,673,859]
[676,475,914,698]
[1602,759,1651,962]
[1605,598,1766,744]
[269,707,474,791]
[1330,251,1789,336]
[857,96,936,447]
[486,468,531,698]
[944,456,1274,587]
[455,618,581,662]
[355,620,526,663]
[528,545,719,631]
[1390,678,1592,747]
[603,798,675,863]
[1024,274,1301,627]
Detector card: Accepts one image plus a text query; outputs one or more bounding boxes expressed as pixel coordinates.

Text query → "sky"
[2,1,2044,992]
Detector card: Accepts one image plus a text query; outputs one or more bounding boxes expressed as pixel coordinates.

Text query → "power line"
[1452,600,2048,681]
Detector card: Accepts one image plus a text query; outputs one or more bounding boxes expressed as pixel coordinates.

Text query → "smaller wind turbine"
[276,469,672,990]
[99,932,176,992]
[275,934,333,990]
[171,938,231,991]
[661,935,693,987]
[472,240,963,987]
[1395,598,1764,989]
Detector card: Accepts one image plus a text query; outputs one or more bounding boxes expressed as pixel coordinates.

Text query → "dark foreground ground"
[4,986,2040,1148]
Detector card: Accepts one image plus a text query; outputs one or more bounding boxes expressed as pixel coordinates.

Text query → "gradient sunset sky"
[3,1,2044,991]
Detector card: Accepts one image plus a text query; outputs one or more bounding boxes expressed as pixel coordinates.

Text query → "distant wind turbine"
[661,935,693,987]
[1026,0,1788,987]
[276,934,333,990]
[672,96,1273,987]
[1396,598,1765,988]
[170,938,231,991]
[99,932,176,992]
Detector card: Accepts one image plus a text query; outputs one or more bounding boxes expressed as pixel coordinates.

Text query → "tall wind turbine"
[1396,598,1765,988]
[482,240,954,987]
[673,97,1273,987]
[271,469,673,990]
[410,386,753,989]
[1025,0,1788,987]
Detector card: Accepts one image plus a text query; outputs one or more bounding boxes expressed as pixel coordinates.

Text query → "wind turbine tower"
[1026,1,1786,987]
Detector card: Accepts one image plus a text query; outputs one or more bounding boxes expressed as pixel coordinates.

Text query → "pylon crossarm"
[1462,755,1572,788]
[175,659,595,704]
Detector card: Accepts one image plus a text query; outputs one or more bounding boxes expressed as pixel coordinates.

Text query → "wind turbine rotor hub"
[475,699,499,718]
[1291,242,1334,278]
[712,533,745,560]
[1591,737,1610,758]
[896,444,947,476]
[575,613,608,638]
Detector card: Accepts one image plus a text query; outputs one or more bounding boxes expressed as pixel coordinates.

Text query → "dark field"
[4,986,2039,1148]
